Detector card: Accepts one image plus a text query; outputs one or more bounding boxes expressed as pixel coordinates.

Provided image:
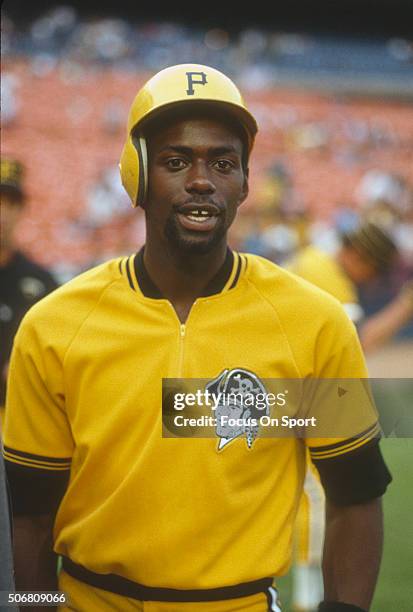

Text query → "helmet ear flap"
[133,134,148,208]
[119,134,148,208]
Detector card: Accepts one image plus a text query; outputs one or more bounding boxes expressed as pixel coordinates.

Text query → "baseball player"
[287,223,398,326]
[0,159,58,423]
[286,223,397,611]
[3,64,391,612]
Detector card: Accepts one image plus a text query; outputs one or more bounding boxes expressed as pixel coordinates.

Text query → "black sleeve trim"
[312,439,392,506]
[3,445,71,464]
[308,423,379,455]
[5,460,70,516]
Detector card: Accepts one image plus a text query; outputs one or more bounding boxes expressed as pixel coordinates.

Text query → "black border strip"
[243,254,248,273]
[308,423,380,454]
[5,459,71,515]
[125,256,135,290]
[229,253,242,290]
[201,249,234,297]
[133,248,236,298]
[134,249,163,298]
[3,446,71,464]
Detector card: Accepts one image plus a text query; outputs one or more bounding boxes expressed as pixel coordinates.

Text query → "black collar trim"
[134,250,163,298]
[228,254,242,290]
[132,248,238,299]
[201,249,235,297]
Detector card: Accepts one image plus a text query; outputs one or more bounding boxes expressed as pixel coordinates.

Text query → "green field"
[276,439,413,611]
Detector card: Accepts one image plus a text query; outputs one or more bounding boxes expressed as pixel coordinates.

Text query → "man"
[0,159,58,414]
[287,223,398,326]
[286,222,397,611]
[3,64,391,612]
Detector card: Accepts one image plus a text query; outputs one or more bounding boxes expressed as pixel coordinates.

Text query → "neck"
[143,238,228,305]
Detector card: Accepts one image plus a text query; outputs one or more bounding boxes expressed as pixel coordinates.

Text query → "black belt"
[61,556,274,602]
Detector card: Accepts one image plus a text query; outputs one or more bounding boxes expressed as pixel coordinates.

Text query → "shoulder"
[243,253,365,377]
[243,252,346,319]
[243,252,357,354]
[16,258,124,345]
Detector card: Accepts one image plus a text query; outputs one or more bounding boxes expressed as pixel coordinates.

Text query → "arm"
[4,459,69,608]
[310,438,391,612]
[13,513,58,612]
[322,498,383,610]
[308,301,391,611]
[13,513,58,591]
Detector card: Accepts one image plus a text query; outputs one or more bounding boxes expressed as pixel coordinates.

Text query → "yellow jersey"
[3,250,388,593]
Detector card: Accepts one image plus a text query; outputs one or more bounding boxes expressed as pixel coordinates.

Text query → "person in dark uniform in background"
[0,158,58,412]
[0,452,15,603]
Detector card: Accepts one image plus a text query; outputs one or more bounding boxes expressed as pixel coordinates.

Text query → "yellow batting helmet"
[119,63,258,207]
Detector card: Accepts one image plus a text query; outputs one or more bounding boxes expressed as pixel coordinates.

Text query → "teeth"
[188,210,211,216]
[187,215,210,222]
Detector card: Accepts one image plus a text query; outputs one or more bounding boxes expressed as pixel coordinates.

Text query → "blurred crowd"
[2,5,413,87]
[1,5,413,342]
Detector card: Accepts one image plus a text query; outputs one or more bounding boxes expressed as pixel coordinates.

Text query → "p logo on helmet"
[186,71,207,95]
[119,63,258,208]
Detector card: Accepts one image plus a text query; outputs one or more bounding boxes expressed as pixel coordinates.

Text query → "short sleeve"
[303,308,392,504]
[2,314,73,514]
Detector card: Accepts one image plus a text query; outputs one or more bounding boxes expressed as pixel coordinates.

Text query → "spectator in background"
[239,161,307,264]
[78,164,143,265]
[356,170,412,222]
[0,159,58,416]
[286,221,398,324]
[360,279,413,353]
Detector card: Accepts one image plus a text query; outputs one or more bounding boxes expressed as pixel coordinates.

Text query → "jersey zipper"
[177,323,186,377]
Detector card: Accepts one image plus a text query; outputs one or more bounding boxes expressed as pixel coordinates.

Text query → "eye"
[213,159,235,172]
[166,158,187,170]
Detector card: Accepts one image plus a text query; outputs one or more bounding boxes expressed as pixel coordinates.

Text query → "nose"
[185,161,216,195]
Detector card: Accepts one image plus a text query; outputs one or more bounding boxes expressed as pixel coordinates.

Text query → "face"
[340,246,379,284]
[144,115,248,255]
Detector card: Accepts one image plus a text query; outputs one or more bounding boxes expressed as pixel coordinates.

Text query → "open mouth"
[175,204,221,232]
